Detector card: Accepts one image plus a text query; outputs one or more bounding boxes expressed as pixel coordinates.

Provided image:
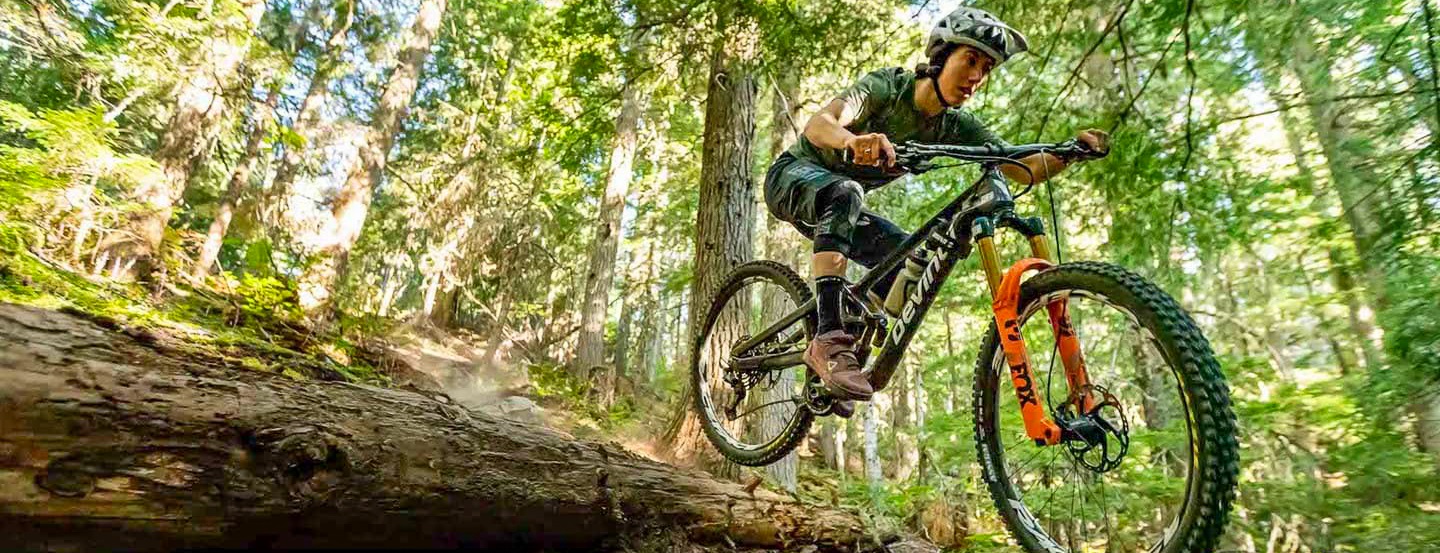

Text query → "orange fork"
[977,232,1095,446]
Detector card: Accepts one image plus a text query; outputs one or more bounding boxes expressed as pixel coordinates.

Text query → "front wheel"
[973,262,1238,553]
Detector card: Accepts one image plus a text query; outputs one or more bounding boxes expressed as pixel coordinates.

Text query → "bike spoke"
[1010,443,1057,485]
[1096,470,1116,552]
[989,286,1213,553]
[730,396,799,421]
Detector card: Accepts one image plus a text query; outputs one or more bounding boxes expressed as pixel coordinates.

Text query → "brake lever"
[1054,138,1098,161]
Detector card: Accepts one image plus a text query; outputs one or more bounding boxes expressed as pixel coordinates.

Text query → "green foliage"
[0,101,156,214]
[234,273,303,324]
[525,361,638,428]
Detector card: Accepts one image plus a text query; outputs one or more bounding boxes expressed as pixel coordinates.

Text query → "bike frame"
[729,152,1097,447]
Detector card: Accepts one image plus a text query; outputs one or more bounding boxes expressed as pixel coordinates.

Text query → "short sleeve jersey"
[787,67,1008,189]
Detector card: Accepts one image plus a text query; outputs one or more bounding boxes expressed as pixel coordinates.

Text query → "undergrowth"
[0,222,388,385]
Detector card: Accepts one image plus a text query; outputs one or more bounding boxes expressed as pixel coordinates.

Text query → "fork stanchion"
[974,217,1003,298]
[1027,234,1053,262]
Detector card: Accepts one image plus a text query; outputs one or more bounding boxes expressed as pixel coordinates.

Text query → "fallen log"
[0,303,907,551]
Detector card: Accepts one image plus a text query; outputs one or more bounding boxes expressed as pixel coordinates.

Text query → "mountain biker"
[763,7,1111,410]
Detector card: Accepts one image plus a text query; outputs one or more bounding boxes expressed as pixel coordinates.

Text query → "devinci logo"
[889,235,954,346]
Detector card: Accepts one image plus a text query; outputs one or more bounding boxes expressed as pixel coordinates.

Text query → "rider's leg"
[805,180,873,400]
[811,180,863,335]
[761,155,873,400]
[847,210,910,306]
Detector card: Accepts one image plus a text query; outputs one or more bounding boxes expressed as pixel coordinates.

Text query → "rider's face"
[938,46,995,105]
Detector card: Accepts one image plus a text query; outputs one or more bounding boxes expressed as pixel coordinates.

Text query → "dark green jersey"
[787,67,1008,189]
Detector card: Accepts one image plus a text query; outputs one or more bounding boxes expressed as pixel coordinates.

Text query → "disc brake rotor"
[1057,384,1130,473]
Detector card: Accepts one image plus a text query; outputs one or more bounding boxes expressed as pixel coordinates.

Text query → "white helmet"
[926,7,1029,65]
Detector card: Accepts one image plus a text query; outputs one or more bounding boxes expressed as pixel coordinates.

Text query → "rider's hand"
[844,133,896,168]
[1075,128,1110,159]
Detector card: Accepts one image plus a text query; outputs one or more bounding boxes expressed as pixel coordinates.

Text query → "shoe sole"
[823,381,873,402]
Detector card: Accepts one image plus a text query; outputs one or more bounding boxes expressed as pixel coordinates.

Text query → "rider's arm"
[998,129,1110,183]
[1001,153,1069,184]
[802,99,860,150]
[803,70,899,167]
[803,99,897,166]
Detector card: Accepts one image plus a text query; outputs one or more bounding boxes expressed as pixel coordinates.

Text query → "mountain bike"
[690,140,1239,553]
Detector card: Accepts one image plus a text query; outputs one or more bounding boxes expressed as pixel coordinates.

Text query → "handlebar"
[895,139,1097,173]
[842,139,1099,174]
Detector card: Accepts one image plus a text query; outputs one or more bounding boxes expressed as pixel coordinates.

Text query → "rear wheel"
[973,262,1238,553]
[692,260,815,467]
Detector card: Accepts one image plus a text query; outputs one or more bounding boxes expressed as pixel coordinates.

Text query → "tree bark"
[298,0,447,315]
[746,70,804,494]
[863,403,882,498]
[1286,21,1393,307]
[662,19,759,472]
[104,0,264,282]
[818,418,841,471]
[575,63,645,376]
[191,85,280,279]
[0,303,901,551]
[890,361,916,482]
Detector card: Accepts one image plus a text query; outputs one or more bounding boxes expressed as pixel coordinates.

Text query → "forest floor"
[0,244,684,469]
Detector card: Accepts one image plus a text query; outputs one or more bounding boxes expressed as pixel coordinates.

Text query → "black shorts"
[763,152,909,270]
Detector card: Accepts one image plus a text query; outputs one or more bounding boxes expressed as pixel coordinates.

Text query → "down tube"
[866,242,965,391]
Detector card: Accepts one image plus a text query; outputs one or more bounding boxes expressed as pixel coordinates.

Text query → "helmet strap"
[925,44,958,110]
[930,71,954,109]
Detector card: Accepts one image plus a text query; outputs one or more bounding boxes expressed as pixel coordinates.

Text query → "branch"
[1189,309,1293,377]
[1178,0,1198,181]
[1033,0,1136,141]
[1009,0,1079,137]
[1205,87,1440,128]
[1106,30,1180,135]
[1420,0,1440,144]
[102,87,146,122]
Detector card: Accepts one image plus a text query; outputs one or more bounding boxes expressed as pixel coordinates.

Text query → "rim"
[986,289,1198,553]
[695,274,811,452]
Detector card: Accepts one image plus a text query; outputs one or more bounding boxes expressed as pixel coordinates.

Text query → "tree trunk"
[818,418,841,471]
[614,294,635,378]
[1266,85,1383,373]
[662,20,759,473]
[891,361,917,482]
[1286,22,1393,307]
[191,85,280,279]
[635,243,661,385]
[863,403,882,499]
[298,0,447,316]
[376,261,403,317]
[1283,13,1440,470]
[574,67,645,375]
[1327,248,1385,371]
[263,2,355,228]
[744,70,803,494]
[105,0,264,282]
[912,358,928,485]
[0,303,901,552]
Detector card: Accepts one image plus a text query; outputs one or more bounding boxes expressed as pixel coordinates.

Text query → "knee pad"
[814,181,865,255]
